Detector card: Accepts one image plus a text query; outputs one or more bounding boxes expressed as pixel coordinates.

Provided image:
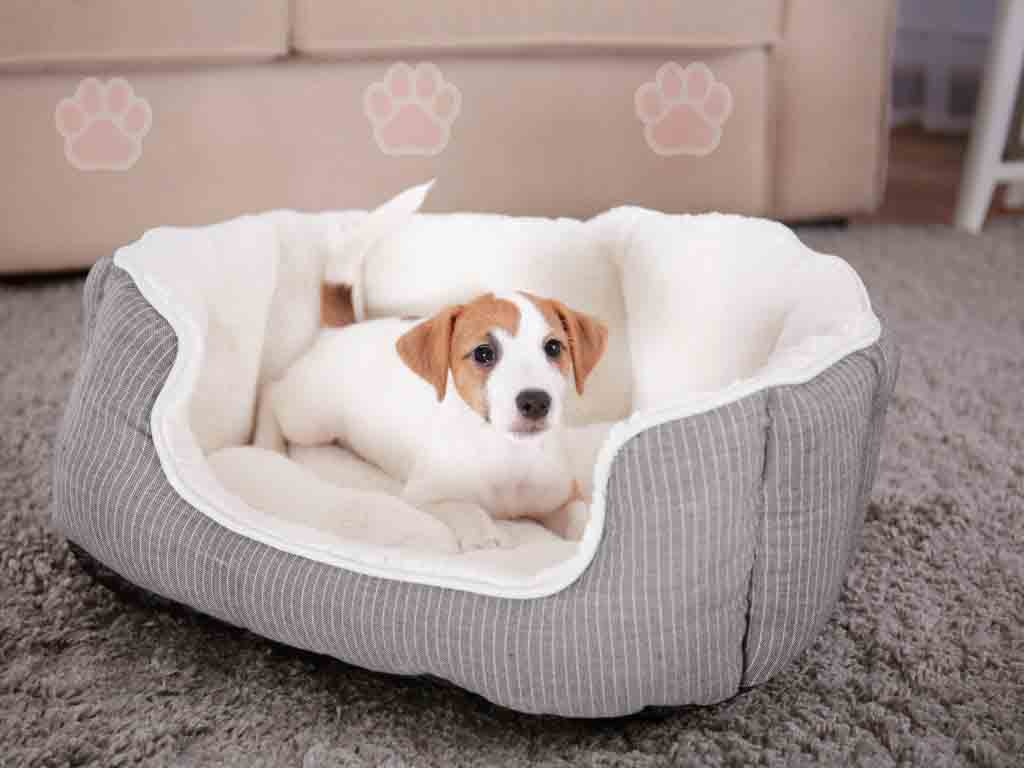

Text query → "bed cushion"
[0,0,289,71]
[82,187,887,601]
[612,208,879,409]
[291,0,783,56]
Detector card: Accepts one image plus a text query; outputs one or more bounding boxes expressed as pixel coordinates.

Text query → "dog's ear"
[551,301,608,396]
[396,304,463,401]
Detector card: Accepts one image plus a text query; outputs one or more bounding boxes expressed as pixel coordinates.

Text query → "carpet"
[1,221,1022,767]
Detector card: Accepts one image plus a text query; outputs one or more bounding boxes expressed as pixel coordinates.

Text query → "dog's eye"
[544,339,563,359]
[472,344,496,366]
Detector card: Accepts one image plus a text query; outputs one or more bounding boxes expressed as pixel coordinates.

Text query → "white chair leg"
[955,0,1024,233]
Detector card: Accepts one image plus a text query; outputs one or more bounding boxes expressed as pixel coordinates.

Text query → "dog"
[254,291,607,551]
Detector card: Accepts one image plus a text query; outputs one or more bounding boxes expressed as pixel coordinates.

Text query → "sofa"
[0,1,896,274]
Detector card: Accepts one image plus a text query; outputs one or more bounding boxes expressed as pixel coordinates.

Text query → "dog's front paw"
[544,498,590,541]
[421,501,516,553]
[252,388,287,454]
[456,519,515,553]
[563,499,590,541]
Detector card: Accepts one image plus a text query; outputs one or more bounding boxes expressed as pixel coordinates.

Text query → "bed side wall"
[52,262,185,602]
[740,330,899,687]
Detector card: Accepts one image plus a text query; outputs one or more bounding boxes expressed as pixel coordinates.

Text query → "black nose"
[515,389,551,421]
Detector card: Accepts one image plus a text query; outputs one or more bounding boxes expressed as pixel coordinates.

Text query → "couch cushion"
[292,0,783,56]
[0,51,769,273]
[0,0,288,71]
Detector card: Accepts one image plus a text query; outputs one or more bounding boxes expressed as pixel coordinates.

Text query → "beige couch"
[0,1,895,273]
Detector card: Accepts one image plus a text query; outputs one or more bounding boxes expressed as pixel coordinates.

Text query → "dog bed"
[52,186,898,717]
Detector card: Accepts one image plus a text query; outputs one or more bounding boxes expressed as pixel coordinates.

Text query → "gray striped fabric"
[51,261,898,718]
[741,333,898,687]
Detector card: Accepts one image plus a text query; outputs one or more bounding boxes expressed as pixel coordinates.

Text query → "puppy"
[254,291,607,551]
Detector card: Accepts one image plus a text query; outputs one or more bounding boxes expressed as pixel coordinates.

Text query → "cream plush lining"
[113,185,880,599]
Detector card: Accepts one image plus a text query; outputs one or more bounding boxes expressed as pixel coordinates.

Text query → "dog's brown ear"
[396,304,463,401]
[552,301,608,396]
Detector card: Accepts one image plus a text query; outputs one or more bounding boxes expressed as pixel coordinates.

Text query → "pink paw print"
[635,62,733,157]
[55,78,152,171]
[364,63,461,157]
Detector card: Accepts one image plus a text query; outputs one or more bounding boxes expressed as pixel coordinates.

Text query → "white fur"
[208,445,459,554]
[254,293,587,551]
[288,443,403,496]
[259,182,435,393]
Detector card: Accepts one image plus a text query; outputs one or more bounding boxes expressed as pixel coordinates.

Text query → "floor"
[4,219,1022,766]
[856,124,1021,226]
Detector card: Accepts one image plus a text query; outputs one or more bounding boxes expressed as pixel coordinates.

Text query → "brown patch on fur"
[522,293,572,381]
[395,294,520,419]
[450,351,490,418]
[320,282,356,328]
[449,294,520,420]
[522,292,608,395]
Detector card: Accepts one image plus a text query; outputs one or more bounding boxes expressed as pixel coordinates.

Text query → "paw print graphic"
[364,63,461,156]
[635,62,733,157]
[55,78,152,171]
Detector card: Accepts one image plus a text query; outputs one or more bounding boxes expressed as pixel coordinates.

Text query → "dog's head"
[396,292,607,438]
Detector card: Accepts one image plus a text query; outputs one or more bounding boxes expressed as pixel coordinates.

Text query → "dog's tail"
[322,180,435,326]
